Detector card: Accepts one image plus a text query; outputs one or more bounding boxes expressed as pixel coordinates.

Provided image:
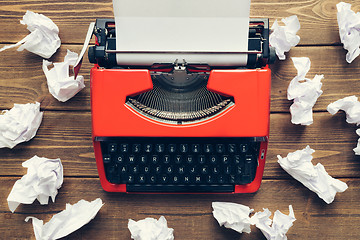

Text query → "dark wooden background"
[1,0,360,239]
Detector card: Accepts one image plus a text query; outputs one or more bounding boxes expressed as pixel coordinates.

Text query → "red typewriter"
[88,4,275,193]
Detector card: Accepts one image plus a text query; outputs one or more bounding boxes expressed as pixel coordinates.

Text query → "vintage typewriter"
[88,1,275,193]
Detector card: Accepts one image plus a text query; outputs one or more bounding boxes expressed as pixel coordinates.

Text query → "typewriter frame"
[90,19,273,193]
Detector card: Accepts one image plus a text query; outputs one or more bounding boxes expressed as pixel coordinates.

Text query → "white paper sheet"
[337,2,360,63]
[250,205,296,240]
[0,11,60,58]
[25,198,103,240]
[43,50,85,102]
[212,202,253,234]
[287,57,323,125]
[269,15,300,60]
[0,102,43,149]
[327,95,360,125]
[128,216,174,240]
[7,155,63,213]
[73,22,95,79]
[354,129,360,155]
[113,0,250,66]
[277,146,348,204]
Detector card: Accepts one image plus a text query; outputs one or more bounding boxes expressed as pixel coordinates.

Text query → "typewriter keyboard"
[99,137,261,192]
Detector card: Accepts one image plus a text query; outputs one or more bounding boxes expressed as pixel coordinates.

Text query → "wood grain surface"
[1,0,360,239]
[1,178,360,240]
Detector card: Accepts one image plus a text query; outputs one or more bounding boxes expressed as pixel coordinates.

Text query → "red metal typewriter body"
[89,19,275,193]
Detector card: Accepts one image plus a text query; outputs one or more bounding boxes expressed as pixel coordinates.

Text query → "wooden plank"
[0,45,359,112]
[0,111,358,178]
[0,0,360,45]
[0,177,358,239]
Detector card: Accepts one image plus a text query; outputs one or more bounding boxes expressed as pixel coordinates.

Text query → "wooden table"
[1,0,360,239]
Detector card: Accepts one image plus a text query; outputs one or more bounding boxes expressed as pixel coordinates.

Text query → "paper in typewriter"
[113,0,250,66]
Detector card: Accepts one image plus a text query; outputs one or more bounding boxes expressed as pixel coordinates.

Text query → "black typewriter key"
[138,175,146,184]
[198,155,206,164]
[224,166,232,174]
[180,144,188,153]
[228,144,236,153]
[117,155,124,164]
[160,175,168,184]
[218,175,225,184]
[127,175,134,184]
[149,175,156,184]
[244,162,251,175]
[229,175,236,184]
[189,166,196,174]
[132,144,141,153]
[212,166,220,174]
[163,155,170,164]
[166,166,173,174]
[195,175,202,183]
[151,155,159,164]
[140,155,147,164]
[236,166,243,174]
[155,144,165,153]
[204,144,213,153]
[107,165,116,175]
[103,154,111,164]
[128,155,136,164]
[183,176,190,184]
[246,156,253,162]
[143,166,150,174]
[155,166,162,174]
[175,155,182,164]
[240,144,248,153]
[186,155,194,164]
[108,143,117,153]
[144,144,153,153]
[120,166,127,173]
[201,166,208,175]
[131,166,139,174]
[120,144,129,153]
[222,155,229,164]
[206,175,213,184]
[234,155,241,165]
[178,166,185,174]
[216,144,225,153]
[192,144,200,153]
[172,176,180,184]
[168,144,176,153]
[210,155,217,164]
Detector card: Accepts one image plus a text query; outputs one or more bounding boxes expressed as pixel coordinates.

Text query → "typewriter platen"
[88,17,275,193]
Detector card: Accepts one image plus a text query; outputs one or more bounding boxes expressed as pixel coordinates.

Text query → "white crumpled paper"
[354,129,360,155]
[25,198,103,240]
[250,205,296,240]
[128,216,174,240]
[7,155,63,213]
[327,95,360,124]
[0,102,43,149]
[287,57,323,125]
[277,146,348,204]
[43,50,85,102]
[0,10,60,58]
[337,2,360,63]
[328,96,360,155]
[212,202,253,234]
[269,15,300,60]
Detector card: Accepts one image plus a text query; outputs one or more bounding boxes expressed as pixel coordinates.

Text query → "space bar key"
[126,184,234,193]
